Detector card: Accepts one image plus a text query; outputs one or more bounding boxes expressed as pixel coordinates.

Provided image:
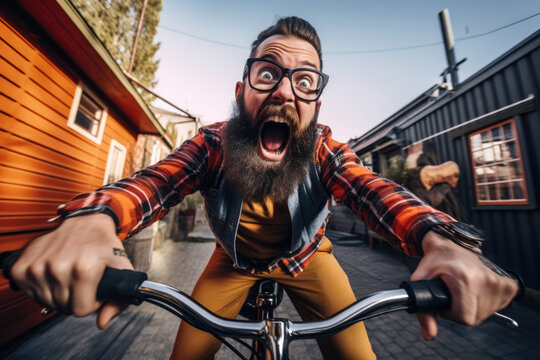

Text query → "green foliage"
[382,158,419,190]
[72,0,162,103]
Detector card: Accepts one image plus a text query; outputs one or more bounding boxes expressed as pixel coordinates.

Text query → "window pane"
[473,150,484,166]
[485,166,497,182]
[510,161,522,178]
[74,111,98,135]
[470,134,481,152]
[491,127,501,142]
[475,167,487,183]
[513,182,525,199]
[488,184,497,200]
[503,123,513,140]
[500,183,510,200]
[507,141,517,159]
[481,131,491,145]
[74,91,103,137]
[493,144,503,162]
[79,93,102,118]
[495,164,511,181]
[477,186,488,201]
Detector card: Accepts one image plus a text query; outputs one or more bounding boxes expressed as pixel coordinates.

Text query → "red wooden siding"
[0,15,138,345]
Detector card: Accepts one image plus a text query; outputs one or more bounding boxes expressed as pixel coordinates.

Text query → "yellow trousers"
[171,237,376,360]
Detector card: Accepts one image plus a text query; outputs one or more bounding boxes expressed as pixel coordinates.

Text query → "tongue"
[261,123,287,151]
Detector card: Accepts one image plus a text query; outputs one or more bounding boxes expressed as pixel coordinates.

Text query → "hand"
[411,230,518,340]
[10,213,134,329]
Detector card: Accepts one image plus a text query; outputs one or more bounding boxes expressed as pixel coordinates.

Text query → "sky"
[151,0,540,143]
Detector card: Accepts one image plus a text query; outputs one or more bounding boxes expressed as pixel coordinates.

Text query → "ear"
[235,81,244,100]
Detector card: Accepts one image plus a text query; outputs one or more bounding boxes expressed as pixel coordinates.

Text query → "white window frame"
[103,139,127,185]
[67,84,108,144]
[150,142,163,165]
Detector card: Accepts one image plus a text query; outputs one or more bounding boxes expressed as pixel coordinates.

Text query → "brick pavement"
[122,232,539,359]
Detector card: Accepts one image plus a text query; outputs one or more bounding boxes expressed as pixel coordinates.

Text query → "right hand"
[10,213,134,329]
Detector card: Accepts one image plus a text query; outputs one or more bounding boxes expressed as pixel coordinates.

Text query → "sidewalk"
[2,227,539,359]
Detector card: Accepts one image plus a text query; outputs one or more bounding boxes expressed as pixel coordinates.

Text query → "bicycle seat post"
[256,280,280,320]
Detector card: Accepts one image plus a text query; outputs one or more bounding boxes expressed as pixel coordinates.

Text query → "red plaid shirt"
[58,122,455,276]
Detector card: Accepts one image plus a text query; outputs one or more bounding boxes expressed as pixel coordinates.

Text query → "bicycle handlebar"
[1,250,451,338]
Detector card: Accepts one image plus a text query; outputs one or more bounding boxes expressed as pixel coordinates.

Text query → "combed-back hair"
[249,16,323,70]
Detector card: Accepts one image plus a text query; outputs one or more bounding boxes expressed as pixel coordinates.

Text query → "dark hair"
[249,16,323,70]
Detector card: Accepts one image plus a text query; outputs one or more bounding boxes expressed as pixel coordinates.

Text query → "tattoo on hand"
[113,248,128,258]
[477,254,511,278]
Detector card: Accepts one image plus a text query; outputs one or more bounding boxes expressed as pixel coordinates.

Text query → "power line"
[158,11,540,54]
[326,11,540,55]
[158,25,248,49]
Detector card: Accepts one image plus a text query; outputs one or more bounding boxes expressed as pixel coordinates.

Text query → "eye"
[297,77,312,88]
[260,70,275,80]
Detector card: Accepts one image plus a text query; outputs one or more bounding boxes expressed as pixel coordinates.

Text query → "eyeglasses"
[245,58,329,102]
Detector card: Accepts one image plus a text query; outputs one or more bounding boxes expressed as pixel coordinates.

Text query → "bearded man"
[11,17,519,360]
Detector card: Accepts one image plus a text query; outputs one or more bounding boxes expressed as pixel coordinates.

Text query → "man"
[11,17,519,359]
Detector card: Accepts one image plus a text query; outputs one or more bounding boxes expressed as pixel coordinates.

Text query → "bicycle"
[0,251,519,360]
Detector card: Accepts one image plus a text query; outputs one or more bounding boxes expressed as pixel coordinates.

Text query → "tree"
[71,0,162,102]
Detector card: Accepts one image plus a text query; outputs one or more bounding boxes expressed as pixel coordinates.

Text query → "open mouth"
[258,117,291,161]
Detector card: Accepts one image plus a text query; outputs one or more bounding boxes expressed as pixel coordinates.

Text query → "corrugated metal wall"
[401,46,540,287]
[0,16,138,344]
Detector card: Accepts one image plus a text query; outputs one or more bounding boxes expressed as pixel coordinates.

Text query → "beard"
[223,96,319,204]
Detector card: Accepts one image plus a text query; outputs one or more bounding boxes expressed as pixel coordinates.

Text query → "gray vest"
[204,163,330,269]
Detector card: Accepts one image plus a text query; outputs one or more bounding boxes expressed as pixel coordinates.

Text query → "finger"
[25,264,56,308]
[97,302,127,330]
[416,312,438,340]
[70,265,104,317]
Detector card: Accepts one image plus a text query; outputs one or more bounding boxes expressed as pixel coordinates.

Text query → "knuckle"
[72,261,95,280]
[45,260,69,281]
[26,263,44,281]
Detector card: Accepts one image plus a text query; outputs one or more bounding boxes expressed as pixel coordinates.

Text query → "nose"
[271,75,295,103]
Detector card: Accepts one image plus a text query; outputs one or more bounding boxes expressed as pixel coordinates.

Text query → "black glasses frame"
[244,58,329,102]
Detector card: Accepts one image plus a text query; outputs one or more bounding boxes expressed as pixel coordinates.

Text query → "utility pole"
[128,0,149,74]
[439,9,465,88]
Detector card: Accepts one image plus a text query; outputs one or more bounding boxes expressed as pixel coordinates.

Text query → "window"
[469,119,528,205]
[359,153,373,171]
[103,139,127,185]
[67,85,107,144]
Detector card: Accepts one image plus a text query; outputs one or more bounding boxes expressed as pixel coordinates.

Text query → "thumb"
[97,301,127,330]
[416,312,438,340]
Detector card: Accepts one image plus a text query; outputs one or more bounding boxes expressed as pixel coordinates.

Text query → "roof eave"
[16,0,169,144]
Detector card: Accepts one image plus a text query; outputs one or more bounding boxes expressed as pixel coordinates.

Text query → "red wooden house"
[0,0,172,344]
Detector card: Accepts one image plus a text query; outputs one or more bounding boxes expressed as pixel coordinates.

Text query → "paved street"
[2,226,539,359]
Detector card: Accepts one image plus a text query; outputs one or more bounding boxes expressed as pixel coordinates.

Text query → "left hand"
[411,230,519,340]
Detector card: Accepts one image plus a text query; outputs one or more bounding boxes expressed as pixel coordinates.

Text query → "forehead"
[254,35,320,70]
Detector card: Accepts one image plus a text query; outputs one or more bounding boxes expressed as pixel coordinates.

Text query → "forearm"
[57,136,207,239]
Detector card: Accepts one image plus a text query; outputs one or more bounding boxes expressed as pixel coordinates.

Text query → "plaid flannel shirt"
[58,122,456,276]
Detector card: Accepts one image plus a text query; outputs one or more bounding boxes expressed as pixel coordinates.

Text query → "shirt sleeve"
[318,129,456,256]
[57,130,210,240]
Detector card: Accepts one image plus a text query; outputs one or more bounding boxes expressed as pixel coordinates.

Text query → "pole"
[439,9,459,87]
[128,0,149,74]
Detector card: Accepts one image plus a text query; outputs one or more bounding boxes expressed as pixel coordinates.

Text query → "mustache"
[256,103,300,130]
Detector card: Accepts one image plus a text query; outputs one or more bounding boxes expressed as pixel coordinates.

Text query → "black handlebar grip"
[96,268,148,305]
[1,250,23,291]
[400,279,451,313]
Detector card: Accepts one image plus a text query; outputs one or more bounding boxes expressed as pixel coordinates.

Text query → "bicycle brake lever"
[493,312,518,328]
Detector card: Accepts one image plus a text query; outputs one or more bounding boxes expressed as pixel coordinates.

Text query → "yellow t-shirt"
[235,198,292,260]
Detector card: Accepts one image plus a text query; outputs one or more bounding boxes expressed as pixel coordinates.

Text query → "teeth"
[267,117,288,124]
